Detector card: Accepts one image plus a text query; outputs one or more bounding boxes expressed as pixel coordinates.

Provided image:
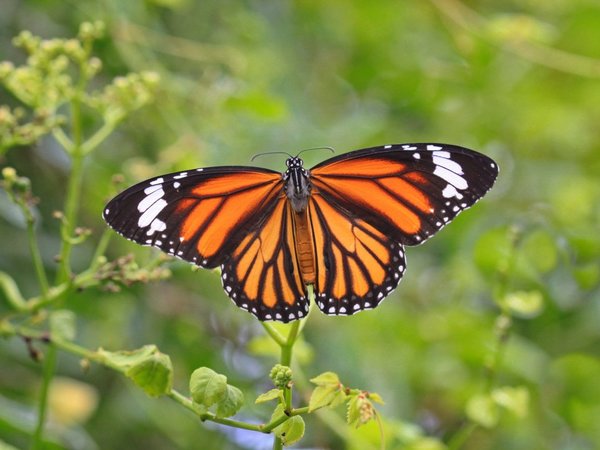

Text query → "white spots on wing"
[155,240,162,246]
[196,168,204,172]
[144,184,162,195]
[173,182,181,189]
[433,156,463,175]
[138,199,167,227]
[452,205,460,212]
[434,166,468,190]
[145,239,152,244]
[402,144,417,150]
[427,144,442,151]
[138,187,165,213]
[384,145,392,149]
[413,153,421,159]
[179,236,185,242]
[104,208,110,216]
[150,177,164,185]
[442,184,464,199]
[432,150,450,159]
[146,218,167,235]
[173,172,188,179]
[490,162,496,168]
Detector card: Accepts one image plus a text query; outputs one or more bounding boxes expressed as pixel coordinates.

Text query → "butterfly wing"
[308,194,406,315]
[221,198,309,322]
[104,166,308,321]
[103,166,284,268]
[310,143,498,246]
[308,143,498,315]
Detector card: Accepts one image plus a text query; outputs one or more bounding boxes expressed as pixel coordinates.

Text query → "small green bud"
[269,364,292,389]
[79,22,95,40]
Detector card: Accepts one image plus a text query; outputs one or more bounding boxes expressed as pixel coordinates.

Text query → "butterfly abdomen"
[292,208,316,284]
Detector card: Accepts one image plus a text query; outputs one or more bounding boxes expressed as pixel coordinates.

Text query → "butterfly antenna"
[296,146,335,158]
[250,151,294,162]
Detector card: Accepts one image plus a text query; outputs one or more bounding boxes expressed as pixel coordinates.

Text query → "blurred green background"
[1,0,600,449]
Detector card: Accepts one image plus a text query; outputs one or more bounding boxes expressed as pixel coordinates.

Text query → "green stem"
[30,346,57,450]
[280,320,300,367]
[167,390,263,432]
[81,120,117,155]
[24,207,49,296]
[261,322,286,346]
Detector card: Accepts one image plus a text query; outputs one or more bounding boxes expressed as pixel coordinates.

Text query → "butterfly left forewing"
[103,166,283,268]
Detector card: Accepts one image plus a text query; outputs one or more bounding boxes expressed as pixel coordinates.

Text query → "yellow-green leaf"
[274,416,305,445]
[125,353,173,397]
[215,385,244,418]
[189,367,227,407]
[255,388,283,404]
[309,371,340,387]
[309,385,346,412]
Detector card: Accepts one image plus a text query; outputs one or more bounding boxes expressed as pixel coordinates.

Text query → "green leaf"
[368,392,384,405]
[504,290,544,318]
[49,309,76,341]
[189,367,227,407]
[215,384,244,418]
[309,371,340,387]
[466,394,499,428]
[125,352,173,397]
[273,416,305,446]
[269,403,287,427]
[98,345,158,370]
[255,388,283,404]
[347,395,361,428]
[491,386,529,418]
[309,385,346,412]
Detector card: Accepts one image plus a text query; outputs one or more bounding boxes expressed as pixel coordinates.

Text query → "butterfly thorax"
[283,156,312,213]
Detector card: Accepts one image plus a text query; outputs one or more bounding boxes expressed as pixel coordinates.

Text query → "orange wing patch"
[221,198,309,322]
[312,176,422,234]
[309,194,406,316]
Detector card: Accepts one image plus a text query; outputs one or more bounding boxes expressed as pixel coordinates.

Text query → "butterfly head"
[284,157,311,212]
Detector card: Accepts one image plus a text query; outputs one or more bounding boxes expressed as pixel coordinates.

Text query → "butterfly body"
[104,143,498,322]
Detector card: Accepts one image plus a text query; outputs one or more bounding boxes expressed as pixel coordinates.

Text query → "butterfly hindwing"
[221,198,309,322]
[310,143,498,246]
[103,167,283,268]
[308,194,406,316]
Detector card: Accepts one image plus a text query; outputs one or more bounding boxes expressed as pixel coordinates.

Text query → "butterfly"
[103,143,498,322]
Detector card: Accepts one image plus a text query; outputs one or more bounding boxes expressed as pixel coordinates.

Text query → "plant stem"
[24,207,49,296]
[30,346,57,450]
[280,320,300,367]
[56,92,84,284]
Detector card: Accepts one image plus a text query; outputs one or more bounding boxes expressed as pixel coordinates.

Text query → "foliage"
[1,1,600,449]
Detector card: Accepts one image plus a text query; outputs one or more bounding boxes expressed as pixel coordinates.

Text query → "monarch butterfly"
[103,143,498,322]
